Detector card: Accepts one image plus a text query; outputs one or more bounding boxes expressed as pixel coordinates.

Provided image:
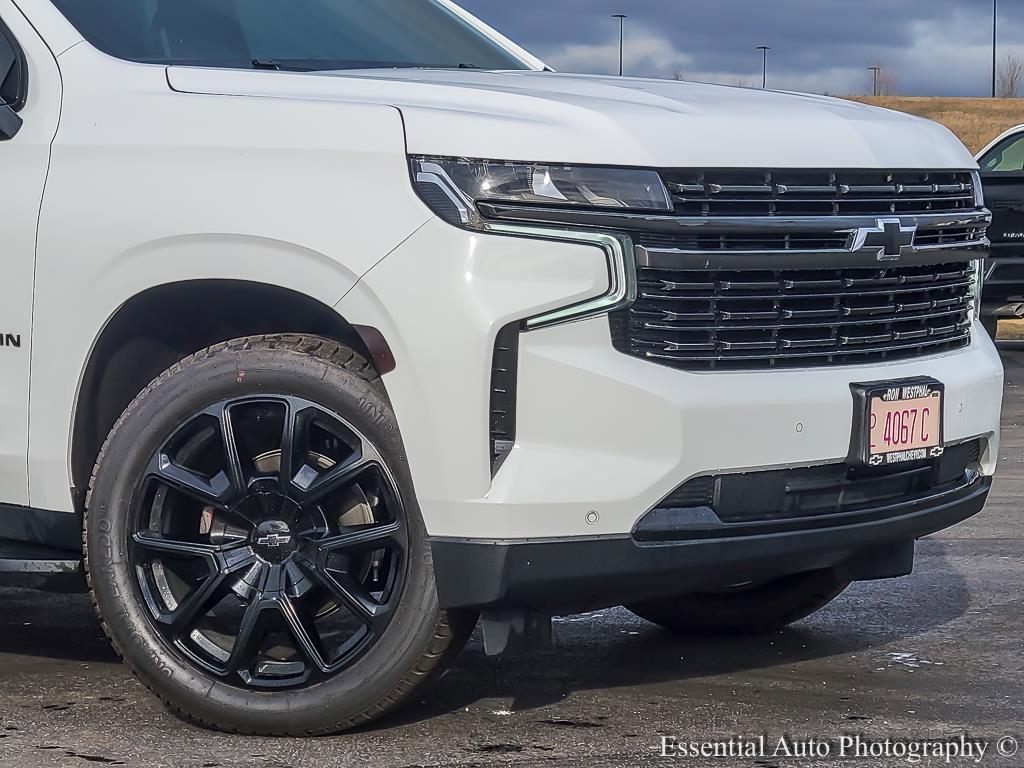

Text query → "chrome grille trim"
[636,243,987,273]
[637,234,985,258]
[477,203,990,238]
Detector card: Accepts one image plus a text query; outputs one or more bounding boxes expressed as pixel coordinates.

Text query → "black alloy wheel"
[86,336,474,735]
[129,395,408,689]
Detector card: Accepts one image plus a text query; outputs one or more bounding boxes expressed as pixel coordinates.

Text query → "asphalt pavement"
[0,354,1021,768]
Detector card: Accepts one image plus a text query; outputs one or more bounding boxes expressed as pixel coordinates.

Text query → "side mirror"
[0,27,24,141]
[0,100,22,141]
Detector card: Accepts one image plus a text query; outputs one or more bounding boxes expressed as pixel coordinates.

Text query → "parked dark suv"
[978,124,1024,335]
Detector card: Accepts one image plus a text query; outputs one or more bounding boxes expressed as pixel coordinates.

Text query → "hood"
[168,67,976,170]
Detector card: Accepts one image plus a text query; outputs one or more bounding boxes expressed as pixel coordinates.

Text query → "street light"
[756,46,770,89]
[612,14,627,76]
[868,66,881,97]
[993,0,999,97]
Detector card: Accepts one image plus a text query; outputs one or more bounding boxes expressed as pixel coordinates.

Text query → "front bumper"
[432,473,991,613]
[339,219,1003,543]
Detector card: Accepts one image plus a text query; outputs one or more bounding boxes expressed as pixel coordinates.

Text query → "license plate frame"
[848,378,945,468]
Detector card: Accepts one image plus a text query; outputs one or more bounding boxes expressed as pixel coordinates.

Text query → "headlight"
[412,156,672,227]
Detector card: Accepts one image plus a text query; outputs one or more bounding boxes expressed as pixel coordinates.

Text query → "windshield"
[49,0,530,72]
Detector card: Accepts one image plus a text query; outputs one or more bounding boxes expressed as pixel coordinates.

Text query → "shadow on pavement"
[0,527,972,728]
[379,540,970,728]
[0,589,115,664]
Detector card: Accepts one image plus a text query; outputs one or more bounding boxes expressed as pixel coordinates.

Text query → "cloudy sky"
[458,0,1024,97]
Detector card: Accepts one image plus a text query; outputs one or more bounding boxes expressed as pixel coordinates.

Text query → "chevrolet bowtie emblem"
[257,533,292,548]
[852,218,918,262]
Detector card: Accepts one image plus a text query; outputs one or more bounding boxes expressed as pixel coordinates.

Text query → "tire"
[85,334,475,735]
[626,570,850,636]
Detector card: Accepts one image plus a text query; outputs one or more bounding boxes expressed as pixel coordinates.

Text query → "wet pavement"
[0,353,1021,768]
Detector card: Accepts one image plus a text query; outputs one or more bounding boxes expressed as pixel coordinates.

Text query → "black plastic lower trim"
[636,460,980,541]
[0,504,86,591]
[0,542,86,592]
[0,503,82,552]
[430,475,990,614]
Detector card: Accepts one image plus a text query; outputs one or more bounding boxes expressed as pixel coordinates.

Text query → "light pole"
[756,46,770,89]
[993,0,999,97]
[868,66,881,97]
[612,14,627,76]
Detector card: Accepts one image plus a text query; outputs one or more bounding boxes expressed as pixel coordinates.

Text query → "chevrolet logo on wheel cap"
[852,218,918,262]
[257,533,292,547]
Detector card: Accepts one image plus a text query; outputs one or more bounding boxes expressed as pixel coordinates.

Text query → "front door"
[0,5,61,506]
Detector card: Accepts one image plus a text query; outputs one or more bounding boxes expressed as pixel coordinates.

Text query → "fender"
[27,43,432,513]
[32,236,367,515]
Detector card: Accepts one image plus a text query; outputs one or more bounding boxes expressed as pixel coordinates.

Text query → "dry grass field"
[848,97,1024,154]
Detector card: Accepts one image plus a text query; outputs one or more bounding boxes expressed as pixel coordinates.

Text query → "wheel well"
[71,280,376,513]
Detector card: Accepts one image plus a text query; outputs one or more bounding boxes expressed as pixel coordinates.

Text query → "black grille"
[611,261,974,370]
[913,226,987,247]
[638,231,849,252]
[635,440,982,541]
[662,169,977,217]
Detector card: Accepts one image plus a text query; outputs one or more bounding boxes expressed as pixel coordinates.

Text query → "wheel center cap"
[253,519,296,564]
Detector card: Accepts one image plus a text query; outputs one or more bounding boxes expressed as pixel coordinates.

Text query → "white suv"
[0,0,1003,736]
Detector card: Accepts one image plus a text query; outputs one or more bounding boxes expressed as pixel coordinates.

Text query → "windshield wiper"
[247,59,488,73]
[250,59,315,72]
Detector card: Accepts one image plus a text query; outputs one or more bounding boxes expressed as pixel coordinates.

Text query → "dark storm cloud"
[458,0,1024,96]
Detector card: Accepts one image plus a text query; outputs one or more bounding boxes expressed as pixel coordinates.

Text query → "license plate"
[849,379,945,467]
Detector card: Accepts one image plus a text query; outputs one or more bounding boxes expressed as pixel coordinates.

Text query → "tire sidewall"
[87,340,440,733]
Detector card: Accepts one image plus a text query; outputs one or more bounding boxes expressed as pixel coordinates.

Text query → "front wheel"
[626,570,851,636]
[85,335,473,735]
